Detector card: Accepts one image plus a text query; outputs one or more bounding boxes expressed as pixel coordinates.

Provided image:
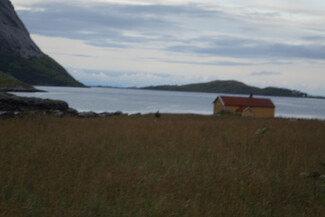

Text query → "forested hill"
[142,80,308,97]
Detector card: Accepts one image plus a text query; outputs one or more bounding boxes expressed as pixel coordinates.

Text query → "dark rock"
[77,111,128,118]
[1,91,132,118]
[98,112,114,117]
[65,108,79,116]
[114,111,123,116]
[49,110,65,117]
[0,87,41,92]
[78,111,98,118]
[130,113,141,116]
[0,91,69,115]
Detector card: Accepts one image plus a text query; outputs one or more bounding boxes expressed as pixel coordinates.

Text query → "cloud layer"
[10,0,325,94]
[16,1,325,60]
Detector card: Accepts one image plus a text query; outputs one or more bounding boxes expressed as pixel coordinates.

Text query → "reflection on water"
[12,86,325,120]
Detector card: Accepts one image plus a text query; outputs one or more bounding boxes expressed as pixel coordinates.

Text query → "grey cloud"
[83,69,172,79]
[87,41,128,48]
[84,70,172,79]
[16,2,179,46]
[250,71,282,76]
[168,36,325,60]
[51,53,94,58]
[20,3,174,29]
[143,57,258,66]
[16,1,239,48]
[15,2,325,60]
[302,36,325,41]
[143,57,293,66]
[16,2,227,35]
[117,4,220,17]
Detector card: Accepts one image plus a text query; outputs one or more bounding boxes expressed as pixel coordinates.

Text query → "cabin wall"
[213,103,223,114]
[213,101,239,114]
[242,109,254,117]
[224,106,239,113]
[252,107,275,118]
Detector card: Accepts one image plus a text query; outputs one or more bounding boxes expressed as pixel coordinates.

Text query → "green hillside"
[0,52,83,87]
[142,80,308,97]
[0,70,36,91]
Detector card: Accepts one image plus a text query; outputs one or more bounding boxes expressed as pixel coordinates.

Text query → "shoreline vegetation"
[1,90,324,216]
[0,114,324,216]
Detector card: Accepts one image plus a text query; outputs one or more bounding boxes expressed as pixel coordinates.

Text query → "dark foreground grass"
[0,115,324,217]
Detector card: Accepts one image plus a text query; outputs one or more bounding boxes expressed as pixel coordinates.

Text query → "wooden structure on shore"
[213,95,275,118]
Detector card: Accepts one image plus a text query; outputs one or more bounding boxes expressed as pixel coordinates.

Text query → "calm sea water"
[12,86,325,120]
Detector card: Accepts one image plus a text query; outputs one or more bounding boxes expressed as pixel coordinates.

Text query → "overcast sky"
[10,0,325,95]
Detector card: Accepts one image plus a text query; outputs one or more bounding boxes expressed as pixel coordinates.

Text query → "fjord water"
[13,86,325,120]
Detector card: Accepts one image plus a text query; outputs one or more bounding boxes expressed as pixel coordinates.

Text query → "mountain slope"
[0,0,42,58]
[0,70,36,91]
[0,0,83,87]
[142,80,308,97]
[0,52,83,86]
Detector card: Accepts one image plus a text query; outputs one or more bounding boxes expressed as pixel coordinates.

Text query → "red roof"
[236,106,249,112]
[216,96,275,108]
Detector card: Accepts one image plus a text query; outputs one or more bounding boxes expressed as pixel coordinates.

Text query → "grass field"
[0,114,324,217]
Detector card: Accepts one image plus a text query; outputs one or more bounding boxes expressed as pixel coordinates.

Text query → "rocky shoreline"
[0,87,45,92]
[0,91,128,118]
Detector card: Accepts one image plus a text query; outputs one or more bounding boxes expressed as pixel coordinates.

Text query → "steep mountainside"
[0,0,83,87]
[142,80,308,97]
[0,0,42,58]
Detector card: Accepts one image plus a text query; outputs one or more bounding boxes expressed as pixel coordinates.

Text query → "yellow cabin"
[213,95,275,118]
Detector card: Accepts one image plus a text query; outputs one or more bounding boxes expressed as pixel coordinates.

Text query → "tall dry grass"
[0,114,324,217]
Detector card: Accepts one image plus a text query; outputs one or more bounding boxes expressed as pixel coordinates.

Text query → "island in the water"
[141,80,309,97]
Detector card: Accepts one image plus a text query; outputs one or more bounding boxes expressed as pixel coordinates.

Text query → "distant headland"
[141,80,324,98]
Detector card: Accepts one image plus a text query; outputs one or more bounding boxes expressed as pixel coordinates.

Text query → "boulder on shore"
[0,91,68,114]
[0,91,130,118]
